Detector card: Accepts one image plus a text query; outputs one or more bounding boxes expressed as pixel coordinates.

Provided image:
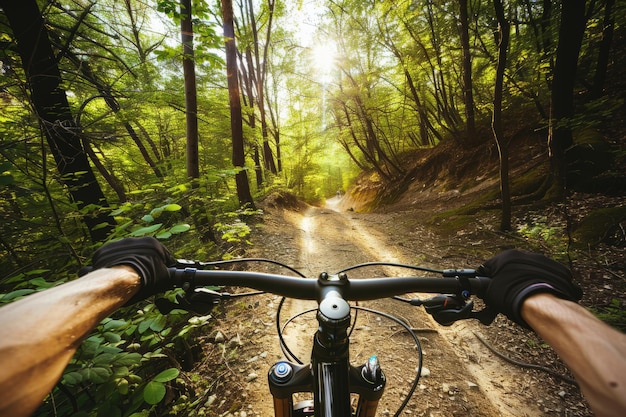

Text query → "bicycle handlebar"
[169,267,491,301]
[165,263,497,326]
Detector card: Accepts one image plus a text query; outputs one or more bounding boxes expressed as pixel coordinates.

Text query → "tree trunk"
[459,0,476,139]
[548,0,587,197]
[591,0,615,98]
[181,0,200,182]
[2,0,114,242]
[221,0,255,208]
[82,138,128,202]
[493,0,511,231]
[245,0,277,175]
[253,145,263,188]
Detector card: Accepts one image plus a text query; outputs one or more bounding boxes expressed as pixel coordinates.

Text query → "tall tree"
[221,0,255,207]
[492,0,511,231]
[1,0,114,242]
[459,0,476,138]
[590,0,616,98]
[181,0,200,181]
[246,0,278,175]
[548,0,587,197]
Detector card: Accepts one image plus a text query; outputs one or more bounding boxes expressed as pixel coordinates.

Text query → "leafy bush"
[27,199,245,416]
[1,171,262,417]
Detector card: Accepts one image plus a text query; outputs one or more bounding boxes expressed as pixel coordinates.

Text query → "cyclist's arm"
[0,266,140,417]
[521,293,626,417]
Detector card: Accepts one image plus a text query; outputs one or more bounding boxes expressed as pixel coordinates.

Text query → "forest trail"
[214,198,581,416]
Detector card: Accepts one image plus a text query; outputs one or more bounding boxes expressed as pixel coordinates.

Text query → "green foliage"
[109,202,190,241]
[40,295,205,417]
[215,206,261,243]
[26,198,225,417]
[517,217,569,256]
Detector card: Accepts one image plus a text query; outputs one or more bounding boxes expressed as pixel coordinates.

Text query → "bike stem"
[312,286,352,416]
[269,273,386,417]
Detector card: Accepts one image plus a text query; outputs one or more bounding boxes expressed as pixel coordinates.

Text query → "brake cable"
[276,300,423,417]
[351,305,423,417]
[337,261,443,275]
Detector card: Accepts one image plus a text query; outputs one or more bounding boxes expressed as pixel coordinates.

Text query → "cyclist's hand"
[477,249,582,327]
[91,237,176,304]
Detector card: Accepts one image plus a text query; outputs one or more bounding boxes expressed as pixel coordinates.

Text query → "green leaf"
[62,371,83,385]
[156,231,172,240]
[138,318,153,334]
[82,335,103,356]
[28,277,55,289]
[103,319,127,331]
[169,223,191,234]
[117,378,130,395]
[100,345,123,355]
[110,205,132,216]
[149,207,164,217]
[0,289,35,302]
[149,315,167,332]
[143,381,166,404]
[130,223,163,237]
[3,273,25,284]
[102,332,122,343]
[141,214,155,223]
[153,367,179,383]
[92,222,112,231]
[163,203,182,211]
[81,367,112,384]
[113,352,142,366]
[93,353,116,365]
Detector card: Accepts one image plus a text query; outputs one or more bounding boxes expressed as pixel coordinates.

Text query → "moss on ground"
[571,206,626,249]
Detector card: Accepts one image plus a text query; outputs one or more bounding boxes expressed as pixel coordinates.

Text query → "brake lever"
[415,295,498,326]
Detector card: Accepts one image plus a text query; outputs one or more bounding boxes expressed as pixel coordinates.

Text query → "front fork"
[268,356,386,417]
[270,275,386,416]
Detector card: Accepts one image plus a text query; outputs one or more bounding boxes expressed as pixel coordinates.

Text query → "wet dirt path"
[233,202,555,416]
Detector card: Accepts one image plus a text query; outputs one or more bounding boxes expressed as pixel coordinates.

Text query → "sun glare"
[311,43,337,78]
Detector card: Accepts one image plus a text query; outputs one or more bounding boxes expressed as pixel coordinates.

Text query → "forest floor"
[191,139,625,417]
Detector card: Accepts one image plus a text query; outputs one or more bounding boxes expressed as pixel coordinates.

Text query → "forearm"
[0,267,140,417]
[522,293,626,417]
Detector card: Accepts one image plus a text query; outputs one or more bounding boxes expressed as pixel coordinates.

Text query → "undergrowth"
[0,180,261,417]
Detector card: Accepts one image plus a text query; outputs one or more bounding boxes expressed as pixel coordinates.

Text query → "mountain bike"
[156,258,498,417]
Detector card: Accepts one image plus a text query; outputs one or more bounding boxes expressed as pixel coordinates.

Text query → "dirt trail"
[221,199,576,416]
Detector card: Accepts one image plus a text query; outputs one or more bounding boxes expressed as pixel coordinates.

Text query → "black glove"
[91,237,177,304]
[477,249,582,327]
